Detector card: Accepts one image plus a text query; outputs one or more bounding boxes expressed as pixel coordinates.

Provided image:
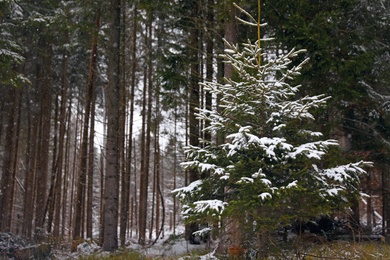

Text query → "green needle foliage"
[174,4,372,254]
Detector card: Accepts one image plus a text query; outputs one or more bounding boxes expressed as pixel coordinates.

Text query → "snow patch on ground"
[131,237,212,258]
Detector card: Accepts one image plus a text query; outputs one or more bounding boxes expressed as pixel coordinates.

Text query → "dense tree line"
[0,0,388,251]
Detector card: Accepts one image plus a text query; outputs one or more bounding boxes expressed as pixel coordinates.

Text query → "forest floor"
[51,233,390,259]
[53,234,390,259]
[52,233,214,259]
[2,229,390,259]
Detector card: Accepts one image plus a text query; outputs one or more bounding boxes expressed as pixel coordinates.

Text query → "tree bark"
[138,69,148,245]
[138,12,154,245]
[46,95,59,234]
[186,0,201,242]
[119,2,128,245]
[125,4,138,243]
[223,2,237,79]
[103,0,121,251]
[22,90,38,238]
[51,46,69,237]
[68,98,81,238]
[0,88,21,232]
[35,43,53,231]
[86,11,100,240]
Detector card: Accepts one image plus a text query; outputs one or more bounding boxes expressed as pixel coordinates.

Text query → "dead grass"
[78,241,390,259]
[301,241,390,259]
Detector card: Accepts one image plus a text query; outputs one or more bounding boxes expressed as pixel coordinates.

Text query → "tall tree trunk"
[53,47,69,237]
[138,62,148,245]
[222,1,240,249]
[186,0,200,242]
[10,89,22,234]
[173,112,178,234]
[119,2,128,246]
[99,143,105,245]
[0,88,14,231]
[35,43,53,231]
[46,95,59,233]
[86,11,100,240]
[103,0,121,251]
[122,3,138,244]
[138,13,153,245]
[223,2,237,79]
[73,10,100,240]
[204,0,214,149]
[86,68,97,239]
[62,100,72,237]
[132,138,138,237]
[149,120,157,240]
[22,90,39,238]
[0,88,21,232]
[68,99,81,238]
[154,93,163,239]
[99,97,107,245]
[144,45,153,241]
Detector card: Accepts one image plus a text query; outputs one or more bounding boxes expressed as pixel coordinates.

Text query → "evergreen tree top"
[174,5,372,231]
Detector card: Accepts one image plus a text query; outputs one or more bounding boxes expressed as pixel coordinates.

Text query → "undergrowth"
[78,248,147,260]
[77,241,390,259]
[298,241,390,259]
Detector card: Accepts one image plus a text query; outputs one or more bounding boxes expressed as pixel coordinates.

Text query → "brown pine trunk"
[86,70,97,239]
[119,2,128,245]
[10,89,22,234]
[69,99,81,238]
[138,14,154,245]
[73,65,92,240]
[150,130,157,240]
[132,138,138,237]
[223,2,237,79]
[204,0,214,146]
[103,0,121,251]
[86,11,100,240]
[12,93,24,235]
[35,45,53,231]
[73,11,100,240]
[46,95,59,234]
[154,117,162,240]
[53,48,69,237]
[186,0,200,242]
[0,88,22,232]
[138,63,148,245]
[99,142,105,245]
[222,2,239,249]
[62,100,72,237]
[22,92,39,238]
[173,113,178,234]
[127,5,138,240]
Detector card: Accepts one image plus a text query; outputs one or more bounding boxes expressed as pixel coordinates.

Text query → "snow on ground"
[131,236,214,259]
[127,226,216,259]
[52,226,217,259]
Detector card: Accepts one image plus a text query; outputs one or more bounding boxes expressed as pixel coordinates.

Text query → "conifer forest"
[0,0,389,258]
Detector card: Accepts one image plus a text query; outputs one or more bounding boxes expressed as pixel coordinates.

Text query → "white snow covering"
[225,126,293,160]
[288,140,338,160]
[173,180,203,199]
[326,188,343,196]
[237,177,254,184]
[76,241,100,255]
[193,200,227,215]
[320,162,370,182]
[286,180,298,189]
[260,178,272,187]
[259,192,272,201]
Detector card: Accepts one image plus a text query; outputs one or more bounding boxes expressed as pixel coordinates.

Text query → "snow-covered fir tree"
[174,6,372,252]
